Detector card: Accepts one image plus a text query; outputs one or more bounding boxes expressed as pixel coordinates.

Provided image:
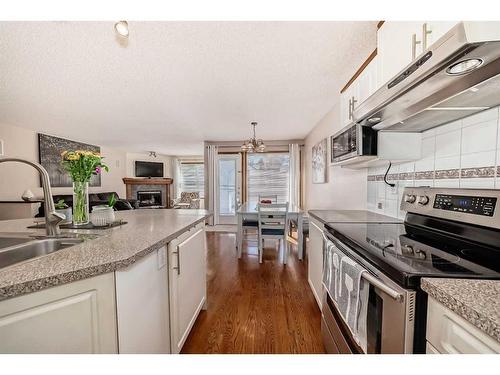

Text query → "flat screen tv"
[135,161,164,178]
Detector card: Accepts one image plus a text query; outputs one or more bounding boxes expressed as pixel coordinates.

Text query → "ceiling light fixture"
[114,21,129,38]
[446,58,483,75]
[241,122,265,153]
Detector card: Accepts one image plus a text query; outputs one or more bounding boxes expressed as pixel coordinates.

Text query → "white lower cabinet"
[115,246,170,353]
[308,218,324,309]
[426,297,500,354]
[0,273,118,353]
[168,223,207,353]
[0,223,207,354]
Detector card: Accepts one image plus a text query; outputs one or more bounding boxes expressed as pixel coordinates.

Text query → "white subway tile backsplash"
[384,199,399,218]
[367,106,500,218]
[435,129,461,158]
[461,119,497,154]
[460,178,495,189]
[415,179,434,188]
[462,107,498,127]
[461,151,496,169]
[434,179,460,188]
[435,119,461,135]
[435,155,461,170]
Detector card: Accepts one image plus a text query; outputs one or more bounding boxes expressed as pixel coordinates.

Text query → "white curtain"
[205,145,218,225]
[170,157,181,201]
[288,143,301,207]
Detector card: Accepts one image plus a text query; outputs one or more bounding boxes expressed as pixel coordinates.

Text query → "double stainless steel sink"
[0,234,85,269]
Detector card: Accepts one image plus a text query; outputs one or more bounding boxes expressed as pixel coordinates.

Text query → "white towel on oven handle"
[338,256,369,353]
[322,239,344,302]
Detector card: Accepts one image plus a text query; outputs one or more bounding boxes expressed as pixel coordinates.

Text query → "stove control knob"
[405,194,417,204]
[418,195,430,205]
[402,244,414,254]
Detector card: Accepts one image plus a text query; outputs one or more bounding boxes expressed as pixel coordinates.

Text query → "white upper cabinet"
[340,54,378,127]
[377,21,459,88]
[423,21,459,49]
[377,21,424,87]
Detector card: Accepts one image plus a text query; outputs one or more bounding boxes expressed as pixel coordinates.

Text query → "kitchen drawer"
[426,297,500,354]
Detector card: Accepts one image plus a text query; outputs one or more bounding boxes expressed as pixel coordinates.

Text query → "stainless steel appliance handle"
[322,231,403,302]
[411,33,422,60]
[348,98,353,120]
[422,22,432,50]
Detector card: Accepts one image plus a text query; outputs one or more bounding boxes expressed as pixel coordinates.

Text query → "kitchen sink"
[0,234,85,269]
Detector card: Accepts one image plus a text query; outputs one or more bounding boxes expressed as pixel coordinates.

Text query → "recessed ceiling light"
[114,21,129,38]
[446,58,483,75]
[367,117,381,124]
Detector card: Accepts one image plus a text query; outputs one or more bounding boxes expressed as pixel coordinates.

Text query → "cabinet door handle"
[172,246,181,275]
[351,96,357,113]
[348,98,352,120]
[411,33,422,60]
[422,22,432,51]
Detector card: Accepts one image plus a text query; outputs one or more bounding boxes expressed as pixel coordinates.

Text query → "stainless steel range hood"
[354,22,500,132]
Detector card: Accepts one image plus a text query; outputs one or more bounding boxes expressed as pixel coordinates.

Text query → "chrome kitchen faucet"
[0,158,65,236]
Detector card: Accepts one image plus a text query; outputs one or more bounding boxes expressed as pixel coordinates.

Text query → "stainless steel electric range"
[321,187,500,354]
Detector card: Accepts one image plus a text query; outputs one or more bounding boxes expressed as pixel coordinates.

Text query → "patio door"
[215,154,242,225]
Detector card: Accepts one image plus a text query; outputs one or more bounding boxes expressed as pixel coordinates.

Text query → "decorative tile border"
[398,172,415,181]
[461,166,496,179]
[415,170,435,180]
[435,169,460,180]
[368,166,497,182]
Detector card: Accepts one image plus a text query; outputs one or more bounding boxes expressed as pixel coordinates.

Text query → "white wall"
[0,123,127,200]
[304,105,367,210]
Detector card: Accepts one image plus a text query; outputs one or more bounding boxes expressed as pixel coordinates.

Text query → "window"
[179,162,205,198]
[247,153,289,205]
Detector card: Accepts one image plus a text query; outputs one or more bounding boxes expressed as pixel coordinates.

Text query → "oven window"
[331,126,357,160]
[366,285,383,354]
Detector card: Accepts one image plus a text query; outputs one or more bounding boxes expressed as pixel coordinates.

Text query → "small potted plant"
[90,194,117,227]
[54,199,72,224]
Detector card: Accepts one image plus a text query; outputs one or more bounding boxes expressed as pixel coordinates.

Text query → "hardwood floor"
[181,232,325,354]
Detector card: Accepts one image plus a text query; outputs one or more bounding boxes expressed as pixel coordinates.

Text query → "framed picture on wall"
[38,133,102,187]
[312,138,328,184]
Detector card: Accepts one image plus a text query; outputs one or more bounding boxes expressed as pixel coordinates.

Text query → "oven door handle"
[322,231,404,303]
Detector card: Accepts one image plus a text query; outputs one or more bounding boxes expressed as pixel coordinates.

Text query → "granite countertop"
[421,278,500,342]
[0,209,211,301]
[308,209,402,224]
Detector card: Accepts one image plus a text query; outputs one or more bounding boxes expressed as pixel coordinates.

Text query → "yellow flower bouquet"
[61,150,109,225]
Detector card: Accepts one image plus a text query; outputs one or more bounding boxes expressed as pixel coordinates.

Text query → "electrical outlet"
[377,202,383,209]
[0,139,4,156]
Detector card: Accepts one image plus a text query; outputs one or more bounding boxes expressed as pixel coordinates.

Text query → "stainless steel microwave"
[330,123,377,165]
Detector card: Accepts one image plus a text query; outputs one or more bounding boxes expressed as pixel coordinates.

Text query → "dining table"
[236,202,305,263]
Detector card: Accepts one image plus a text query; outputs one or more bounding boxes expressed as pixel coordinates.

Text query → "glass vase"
[72,181,89,226]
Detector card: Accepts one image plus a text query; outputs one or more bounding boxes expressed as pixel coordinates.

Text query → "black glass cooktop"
[325,221,500,289]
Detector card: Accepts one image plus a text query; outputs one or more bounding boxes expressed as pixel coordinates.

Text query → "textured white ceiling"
[0,21,377,155]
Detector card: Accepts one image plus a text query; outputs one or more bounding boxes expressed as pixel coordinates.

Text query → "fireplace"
[137,190,163,207]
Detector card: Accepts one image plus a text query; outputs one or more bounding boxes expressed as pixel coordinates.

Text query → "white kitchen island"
[0,209,211,354]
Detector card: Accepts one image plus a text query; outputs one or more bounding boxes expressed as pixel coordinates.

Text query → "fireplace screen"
[137,191,162,207]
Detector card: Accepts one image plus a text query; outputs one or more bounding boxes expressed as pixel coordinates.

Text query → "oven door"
[321,233,416,354]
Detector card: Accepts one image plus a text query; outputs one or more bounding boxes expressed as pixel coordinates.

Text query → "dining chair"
[241,194,278,236]
[257,202,289,264]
